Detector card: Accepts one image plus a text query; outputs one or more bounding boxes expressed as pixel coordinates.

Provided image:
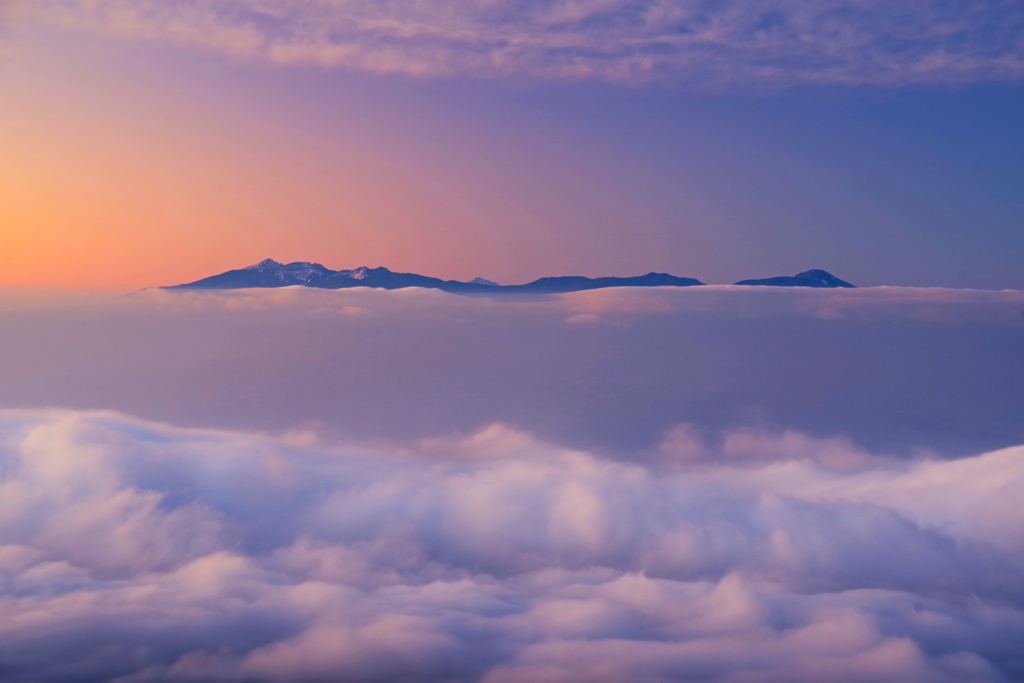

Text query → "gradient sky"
[4,5,1024,680]
[2,1,1023,290]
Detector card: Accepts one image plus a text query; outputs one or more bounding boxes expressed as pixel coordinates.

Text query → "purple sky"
[3,1,1024,289]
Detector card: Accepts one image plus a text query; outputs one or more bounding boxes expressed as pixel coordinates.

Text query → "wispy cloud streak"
[24,0,1024,86]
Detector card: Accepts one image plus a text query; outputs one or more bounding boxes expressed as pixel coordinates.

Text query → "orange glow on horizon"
[0,27,708,291]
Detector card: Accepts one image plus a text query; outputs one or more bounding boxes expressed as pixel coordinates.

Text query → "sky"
[2,0,1024,290]
[3,3,1024,682]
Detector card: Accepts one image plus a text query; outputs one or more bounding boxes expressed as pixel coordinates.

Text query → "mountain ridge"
[734,269,856,288]
[166,260,855,294]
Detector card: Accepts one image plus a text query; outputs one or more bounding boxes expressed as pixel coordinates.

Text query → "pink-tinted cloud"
[0,409,1023,681]
[22,0,1024,86]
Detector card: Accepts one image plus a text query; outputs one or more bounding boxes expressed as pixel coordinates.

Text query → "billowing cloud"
[1,408,1023,681]
[23,0,1024,86]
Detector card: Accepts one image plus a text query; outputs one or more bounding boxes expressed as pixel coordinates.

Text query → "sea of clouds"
[1,284,1024,681]
[2,408,1024,682]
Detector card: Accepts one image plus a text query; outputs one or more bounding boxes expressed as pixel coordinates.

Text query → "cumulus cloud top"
[1,409,1024,682]
[25,0,1024,86]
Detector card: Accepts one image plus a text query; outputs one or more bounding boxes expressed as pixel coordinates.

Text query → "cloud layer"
[2,286,1024,679]
[3,285,1024,458]
[2,408,1024,682]
[26,0,1024,86]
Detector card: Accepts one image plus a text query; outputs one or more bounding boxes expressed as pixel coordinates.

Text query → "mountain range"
[167,260,855,293]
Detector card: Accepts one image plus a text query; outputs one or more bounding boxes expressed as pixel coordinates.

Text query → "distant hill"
[167,259,706,294]
[734,269,855,288]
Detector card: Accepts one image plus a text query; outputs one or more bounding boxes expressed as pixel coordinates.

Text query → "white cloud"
[1,408,1024,681]
[22,0,1024,86]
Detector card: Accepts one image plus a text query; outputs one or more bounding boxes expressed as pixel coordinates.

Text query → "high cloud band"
[23,0,1024,86]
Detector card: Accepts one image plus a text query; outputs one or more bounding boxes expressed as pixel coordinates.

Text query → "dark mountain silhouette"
[734,269,855,288]
[499,273,705,293]
[167,259,706,294]
[168,261,856,293]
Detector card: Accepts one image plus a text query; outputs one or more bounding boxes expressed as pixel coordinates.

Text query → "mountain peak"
[793,270,856,287]
[250,259,282,269]
[734,269,855,288]
[469,277,499,286]
[796,269,837,280]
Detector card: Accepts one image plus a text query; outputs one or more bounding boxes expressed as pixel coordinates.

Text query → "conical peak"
[251,259,282,269]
